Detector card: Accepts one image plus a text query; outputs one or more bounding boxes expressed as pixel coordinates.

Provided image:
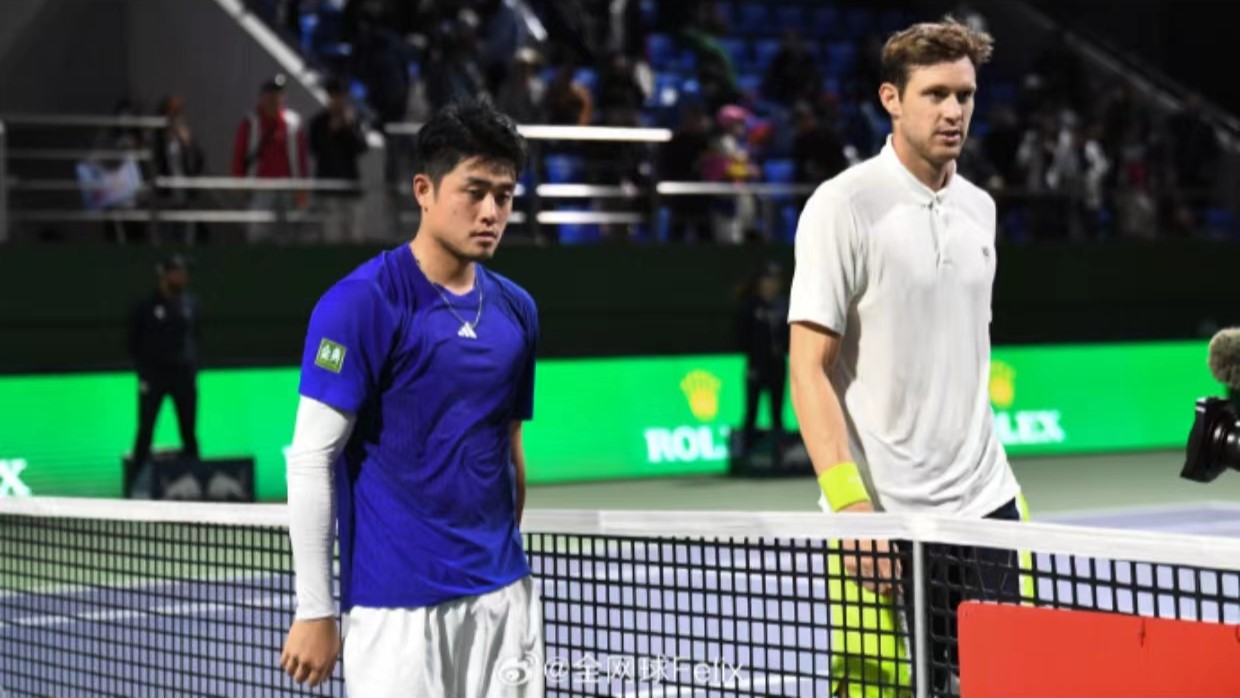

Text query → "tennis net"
[2,497,1239,697]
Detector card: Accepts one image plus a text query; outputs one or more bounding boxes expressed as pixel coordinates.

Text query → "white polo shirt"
[789,137,1020,517]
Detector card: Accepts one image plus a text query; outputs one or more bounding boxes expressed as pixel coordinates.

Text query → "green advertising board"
[0,341,1222,501]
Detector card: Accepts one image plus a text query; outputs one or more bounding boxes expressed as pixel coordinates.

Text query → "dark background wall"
[1029,0,1240,116]
[0,0,132,114]
[2,241,1238,374]
[0,0,323,176]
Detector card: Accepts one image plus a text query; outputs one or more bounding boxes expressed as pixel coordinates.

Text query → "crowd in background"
[73,0,1232,245]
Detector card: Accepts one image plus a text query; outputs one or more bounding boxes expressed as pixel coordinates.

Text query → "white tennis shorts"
[342,576,545,697]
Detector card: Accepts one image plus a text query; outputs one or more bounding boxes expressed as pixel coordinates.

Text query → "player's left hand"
[281,617,341,687]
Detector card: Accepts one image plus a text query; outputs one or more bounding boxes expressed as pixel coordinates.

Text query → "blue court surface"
[3,503,1240,697]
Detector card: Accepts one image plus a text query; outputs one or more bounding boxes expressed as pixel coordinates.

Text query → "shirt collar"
[880,135,956,206]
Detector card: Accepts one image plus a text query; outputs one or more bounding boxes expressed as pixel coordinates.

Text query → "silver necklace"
[416,256,482,339]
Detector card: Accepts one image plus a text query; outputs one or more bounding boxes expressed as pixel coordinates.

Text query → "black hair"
[323,76,348,96]
[415,97,527,186]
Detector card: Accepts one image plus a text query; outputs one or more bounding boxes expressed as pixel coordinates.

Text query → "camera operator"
[1182,328,1240,483]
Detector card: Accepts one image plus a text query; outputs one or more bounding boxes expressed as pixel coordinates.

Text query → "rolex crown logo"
[680,370,722,422]
[989,360,1016,410]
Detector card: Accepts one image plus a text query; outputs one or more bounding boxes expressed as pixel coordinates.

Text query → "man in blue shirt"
[280,98,541,697]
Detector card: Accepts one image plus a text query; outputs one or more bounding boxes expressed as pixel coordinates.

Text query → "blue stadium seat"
[811,5,843,38]
[640,0,657,27]
[779,204,800,243]
[574,68,599,96]
[824,42,858,77]
[879,10,908,35]
[349,79,368,103]
[763,159,795,184]
[647,72,681,108]
[298,12,319,54]
[310,5,343,53]
[1203,207,1239,238]
[318,42,352,61]
[674,48,698,74]
[753,39,783,70]
[647,34,676,70]
[680,76,702,100]
[844,8,876,37]
[556,211,603,245]
[736,72,763,98]
[656,207,672,242]
[737,3,770,34]
[544,155,586,184]
[775,6,803,32]
[716,2,739,31]
[718,38,750,71]
[986,80,1019,107]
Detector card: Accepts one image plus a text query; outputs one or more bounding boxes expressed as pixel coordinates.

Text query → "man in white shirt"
[788,18,1026,697]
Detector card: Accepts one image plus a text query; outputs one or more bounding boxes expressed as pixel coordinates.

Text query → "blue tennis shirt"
[298,244,538,611]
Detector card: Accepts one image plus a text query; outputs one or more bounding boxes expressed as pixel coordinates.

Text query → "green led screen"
[0,342,1221,500]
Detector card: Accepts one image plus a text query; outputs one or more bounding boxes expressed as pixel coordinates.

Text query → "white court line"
[5,594,292,628]
[1038,500,1240,523]
[0,570,286,601]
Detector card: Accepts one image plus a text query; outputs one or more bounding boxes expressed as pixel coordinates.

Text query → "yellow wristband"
[818,462,871,512]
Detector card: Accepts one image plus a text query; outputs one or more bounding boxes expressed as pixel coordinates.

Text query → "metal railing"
[4,114,1228,244]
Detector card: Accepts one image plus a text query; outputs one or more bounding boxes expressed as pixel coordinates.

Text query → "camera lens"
[1182,398,1240,483]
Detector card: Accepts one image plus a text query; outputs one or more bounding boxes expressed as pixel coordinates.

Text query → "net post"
[912,540,928,698]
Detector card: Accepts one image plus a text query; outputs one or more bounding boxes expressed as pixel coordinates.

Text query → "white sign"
[0,459,32,497]
[643,426,731,464]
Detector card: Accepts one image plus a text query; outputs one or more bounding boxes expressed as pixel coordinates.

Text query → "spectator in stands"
[310,78,370,242]
[596,52,646,127]
[679,3,740,112]
[792,104,848,185]
[496,47,547,124]
[478,0,528,94]
[542,64,594,125]
[981,105,1022,188]
[85,98,151,244]
[704,104,758,243]
[231,75,311,242]
[152,95,207,244]
[1167,93,1220,206]
[1080,121,1111,236]
[1115,122,1157,239]
[661,101,713,242]
[425,16,487,113]
[352,18,411,125]
[763,31,822,106]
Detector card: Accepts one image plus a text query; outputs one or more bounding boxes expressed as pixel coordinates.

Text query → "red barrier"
[958,601,1240,697]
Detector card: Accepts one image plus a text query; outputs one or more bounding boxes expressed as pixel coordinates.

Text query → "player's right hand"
[837,501,901,597]
[281,617,341,687]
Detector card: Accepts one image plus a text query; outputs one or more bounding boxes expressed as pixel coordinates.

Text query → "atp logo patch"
[315,339,347,374]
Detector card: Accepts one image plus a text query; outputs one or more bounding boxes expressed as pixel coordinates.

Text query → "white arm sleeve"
[286,395,355,620]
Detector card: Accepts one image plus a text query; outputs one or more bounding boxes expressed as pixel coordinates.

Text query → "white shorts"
[342,576,544,698]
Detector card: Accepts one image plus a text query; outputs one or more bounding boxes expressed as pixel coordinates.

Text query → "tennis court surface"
[3,497,1239,697]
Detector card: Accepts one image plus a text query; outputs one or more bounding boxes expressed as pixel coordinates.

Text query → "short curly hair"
[415,97,528,186]
[881,18,994,95]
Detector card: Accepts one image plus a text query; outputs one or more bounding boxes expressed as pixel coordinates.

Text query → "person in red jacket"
[232,74,310,242]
